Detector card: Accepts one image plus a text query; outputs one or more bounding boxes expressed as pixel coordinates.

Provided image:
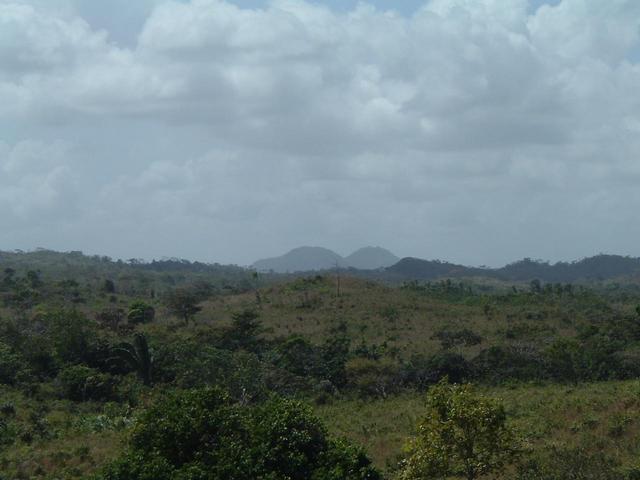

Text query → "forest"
[2,249,640,479]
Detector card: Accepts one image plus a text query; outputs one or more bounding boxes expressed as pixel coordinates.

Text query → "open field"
[4,380,640,478]
[318,381,640,472]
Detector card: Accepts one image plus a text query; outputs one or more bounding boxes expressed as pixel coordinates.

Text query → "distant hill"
[385,257,483,280]
[345,246,399,270]
[253,247,347,273]
[494,255,640,282]
[4,248,640,285]
[385,254,640,283]
[253,246,399,273]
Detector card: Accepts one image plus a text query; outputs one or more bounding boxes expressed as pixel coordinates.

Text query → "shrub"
[433,328,482,350]
[20,333,57,378]
[219,309,263,352]
[542,336,622,383]
[472,345,544,383]
[127,302,155,325]
[345,357,401,398]
[516,446,619,479]
[162,288,201,324]
[400,380,520,480]
[0,342,28,385]
[401,352,472,389]
[57,364,117,401]
[100,388,381,480]
[274,336,323,378]
[44,310,96,365]
[154,341,270,401]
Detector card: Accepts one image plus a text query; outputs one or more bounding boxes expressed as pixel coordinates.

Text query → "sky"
[1,0,640,267]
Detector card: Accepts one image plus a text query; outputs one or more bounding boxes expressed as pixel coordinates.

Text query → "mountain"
[386,257,482,280]
[494,255,640,282]
[345,246,399,270]
[385,254,640,283]
[252,247,346,273]
[253,246,399,273]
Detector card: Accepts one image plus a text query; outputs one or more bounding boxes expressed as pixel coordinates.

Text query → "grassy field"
[317,380,640,474]
[4,380,640,478]
[193,275,621,360]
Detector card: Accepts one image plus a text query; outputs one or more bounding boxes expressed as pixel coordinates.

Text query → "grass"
[0,385,128,479]
[193,275,603,360]
[6,380,640,478]
[316,380,640,474]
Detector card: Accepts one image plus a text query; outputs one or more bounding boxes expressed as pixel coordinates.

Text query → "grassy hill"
[3,250,640,478]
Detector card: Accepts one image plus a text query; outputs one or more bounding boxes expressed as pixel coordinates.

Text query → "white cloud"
[1,0,640,264]
[0,140,79,220]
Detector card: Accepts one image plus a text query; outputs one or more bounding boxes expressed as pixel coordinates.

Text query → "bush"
[400,380,520,480]
[516,446,619,479]
[0,342,28,385]
[472,346,544,383]
[542,337,622,383]
[270,334,351,391]
[100,388,381,480]
[345,357,401,398]
[20,333,57,378]
[219,309,263,351]
[154,341,270,401]
[433,328,482,350]
[57,364,117,402]
[44,310,96,365]
[401,352,472,389]
[127,302,155,325]
[274,336,323,378]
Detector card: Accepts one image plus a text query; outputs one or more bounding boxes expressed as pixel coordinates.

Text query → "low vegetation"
[2,250,640,478]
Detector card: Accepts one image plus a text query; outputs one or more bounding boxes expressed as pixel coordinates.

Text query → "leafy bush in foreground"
[400,380,520,480]
[100,387,381,480]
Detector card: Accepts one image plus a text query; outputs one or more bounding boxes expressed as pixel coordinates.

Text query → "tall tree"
[163,288,202,324]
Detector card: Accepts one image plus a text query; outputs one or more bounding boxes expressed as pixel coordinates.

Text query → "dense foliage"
[101,388,380,480]
[400,380,519,480]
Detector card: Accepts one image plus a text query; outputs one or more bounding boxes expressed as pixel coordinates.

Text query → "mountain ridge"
[253,246,399,273]
[386,254,640,283]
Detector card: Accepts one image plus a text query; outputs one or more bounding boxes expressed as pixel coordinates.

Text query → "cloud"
[1,0,640,264]
[0,140,79,221]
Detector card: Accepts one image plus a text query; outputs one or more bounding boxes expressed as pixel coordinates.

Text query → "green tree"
[163,288,202,324]
[113,333,153,386]
[56,364,116,401]
[101,388,381,480]
[45,310,94,365]
[220,309,263,351]
[400,379,520,480]
[103,279,116,294]
[0,342,27,385]
[127,301,155,325]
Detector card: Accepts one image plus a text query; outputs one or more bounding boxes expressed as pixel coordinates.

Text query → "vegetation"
[101,387,380,480]
[399,380,520,480]
[3,249,640,478]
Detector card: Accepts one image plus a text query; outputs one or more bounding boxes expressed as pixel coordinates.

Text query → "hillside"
[344,246,399,270]
[385,254,640,284]
[253,246,398,273]
[253,246,346,273]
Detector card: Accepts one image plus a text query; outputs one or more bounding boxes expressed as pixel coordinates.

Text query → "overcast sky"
[1,0,640,266]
